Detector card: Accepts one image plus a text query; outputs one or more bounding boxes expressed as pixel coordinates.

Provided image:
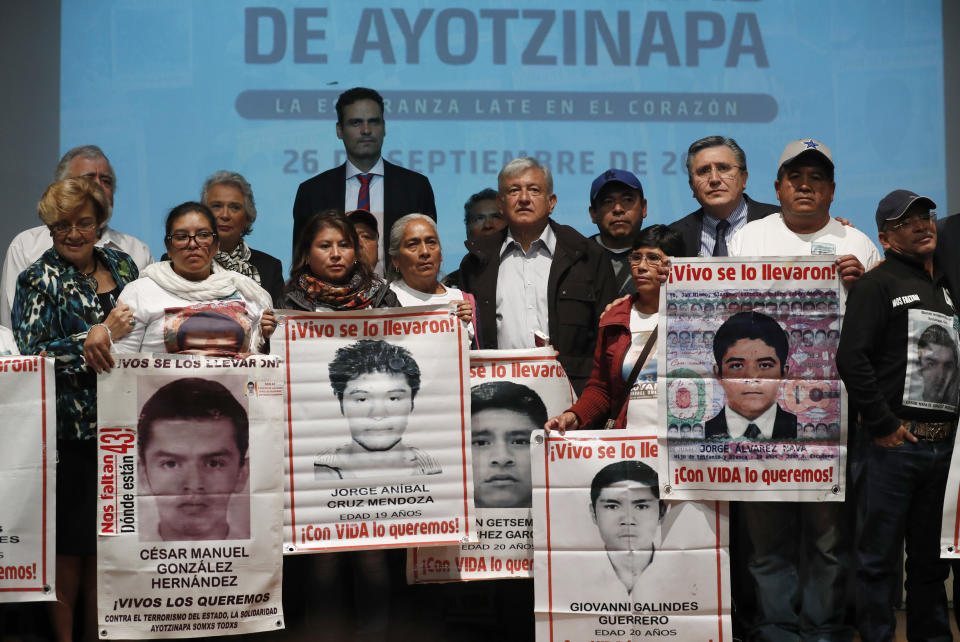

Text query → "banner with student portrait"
[533,430,730,641]
[96,355,285,639]
[0,356,56,603]
[273,305,473,552]
[407,348,575,583]
[658,256,847,501]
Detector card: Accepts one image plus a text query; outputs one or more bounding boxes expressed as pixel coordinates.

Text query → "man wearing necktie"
[291,87,437,276]
[705,311,797,440]
[668,135,778,257]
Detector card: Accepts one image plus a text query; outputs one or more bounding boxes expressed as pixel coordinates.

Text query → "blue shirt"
[698,197,748,257]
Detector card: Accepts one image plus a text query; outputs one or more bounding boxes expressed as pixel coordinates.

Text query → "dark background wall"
[0,1,60,268]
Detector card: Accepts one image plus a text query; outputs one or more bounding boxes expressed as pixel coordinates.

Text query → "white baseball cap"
[778,138,834,172]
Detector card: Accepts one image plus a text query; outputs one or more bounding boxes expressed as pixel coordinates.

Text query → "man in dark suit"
[291,87,436,275]
[706,311,797,439]
[669,136,778,257]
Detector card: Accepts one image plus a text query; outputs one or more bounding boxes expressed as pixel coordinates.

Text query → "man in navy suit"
[706,311,797,440]
[669,136,778,257]
[291,87,436,275]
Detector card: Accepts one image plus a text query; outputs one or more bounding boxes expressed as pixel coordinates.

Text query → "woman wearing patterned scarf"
[280,210,399,311]
[202,170,284,306]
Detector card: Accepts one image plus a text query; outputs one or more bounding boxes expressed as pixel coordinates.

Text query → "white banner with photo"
[407,347,575,583]
[533,430,730,641]
[273,306,473,552]
[0,356,56,602]
[96,355,285,638]
[903,309,959,413]
[659,257,847,501]
[941,428,960,558]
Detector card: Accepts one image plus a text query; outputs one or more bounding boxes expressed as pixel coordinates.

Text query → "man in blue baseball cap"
[589,168,647,295]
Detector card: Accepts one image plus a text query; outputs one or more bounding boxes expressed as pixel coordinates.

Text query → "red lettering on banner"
[670,264,713,283]
[549,442,593,461]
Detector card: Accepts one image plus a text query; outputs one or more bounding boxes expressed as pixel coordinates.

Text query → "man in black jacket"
[837,189,955,641]
[291,87,436,275]
[669,135,778,257]
[457,157,617,394]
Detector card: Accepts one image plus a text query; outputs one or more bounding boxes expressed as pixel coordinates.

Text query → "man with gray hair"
[457,157,616,393]
[668,135,778,257]
[1,145,153,326]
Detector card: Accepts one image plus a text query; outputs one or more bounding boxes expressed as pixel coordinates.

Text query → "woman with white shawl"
[114,201,275,355]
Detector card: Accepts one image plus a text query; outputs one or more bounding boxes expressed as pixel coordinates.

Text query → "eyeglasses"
[50,220,98,237]
[628,251,664,266]
[886,212,936,231]
[166,231,218,248]
[692,163,742,183]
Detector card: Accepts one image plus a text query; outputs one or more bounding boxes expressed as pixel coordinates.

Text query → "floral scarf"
[296,271,383,310]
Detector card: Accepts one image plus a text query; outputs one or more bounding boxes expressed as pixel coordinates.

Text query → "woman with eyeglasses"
[544,224,684,433]
[12,177,138,641]
[113,201,275,355]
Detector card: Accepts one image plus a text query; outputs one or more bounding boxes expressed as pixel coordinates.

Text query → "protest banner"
[940,422,960,558]
[407,348,575,583]
[0,356,55,602]
[534,430,730,641]
[658,257,847,501]
[273,305,473,552]
[96,355,285,638]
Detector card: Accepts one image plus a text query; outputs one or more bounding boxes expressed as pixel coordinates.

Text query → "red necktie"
[357,174,372,211]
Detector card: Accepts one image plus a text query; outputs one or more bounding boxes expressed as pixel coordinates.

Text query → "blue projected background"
[61,1,945,274]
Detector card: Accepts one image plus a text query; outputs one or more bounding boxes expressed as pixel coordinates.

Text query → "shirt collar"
[592,234,631,254]
[500,222,556,259]
[345,157,384,179]
[96,226,122,250]
[724,401,778,439]
[702,196,747,232]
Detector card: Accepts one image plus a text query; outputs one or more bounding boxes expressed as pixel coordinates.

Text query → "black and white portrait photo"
[315,339,441,480]
[137,376,251,542]
[904,310,960,412]
[471,381,545,509]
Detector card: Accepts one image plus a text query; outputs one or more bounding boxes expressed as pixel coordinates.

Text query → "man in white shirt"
[729,138,879,641]
[729,139,881,284]
[0,145,154,327]
[291,87,437,276]
[457,158,617,393]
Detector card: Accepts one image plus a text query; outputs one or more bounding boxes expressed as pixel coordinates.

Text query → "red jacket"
[568,295,639,430]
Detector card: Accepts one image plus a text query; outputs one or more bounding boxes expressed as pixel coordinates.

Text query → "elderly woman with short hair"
[13,176,139,641]
[387,213,475,343]
[201,170,284,305]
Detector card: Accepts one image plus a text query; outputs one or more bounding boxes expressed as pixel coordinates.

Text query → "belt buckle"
[910,421,951,441]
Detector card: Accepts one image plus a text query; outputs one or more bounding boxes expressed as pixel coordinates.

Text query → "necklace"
[81,259,99,291]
